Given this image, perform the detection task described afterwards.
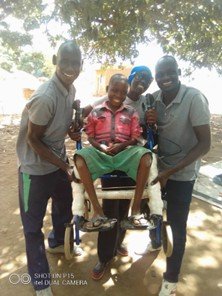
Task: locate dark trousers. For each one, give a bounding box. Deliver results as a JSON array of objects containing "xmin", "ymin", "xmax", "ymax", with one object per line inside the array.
[
  {"xmin": 98, "ymin": 199, "xmax": 131, "ymax": 263},
  {"xmin": 163, "ymin": 179, "xmax": 194, "ymax": 283},
  {"xmin": 18, "ymin": 169, "xmax": 72, "ymax": 290}
]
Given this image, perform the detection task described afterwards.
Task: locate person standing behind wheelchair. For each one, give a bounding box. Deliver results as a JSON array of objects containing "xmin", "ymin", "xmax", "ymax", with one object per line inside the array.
[{"xmin": 145, "ymin": 55, "xmax": 211, "ymax": 296}]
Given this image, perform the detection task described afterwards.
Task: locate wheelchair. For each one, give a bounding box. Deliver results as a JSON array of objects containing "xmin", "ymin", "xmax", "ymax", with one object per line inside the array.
[
  {"xmin": 64, "ymin": 162, "xmax": 173, "ymax": 260},
  {"xmin": 64, "ymin": 104, "xmax": 173, "ymax": 260}
]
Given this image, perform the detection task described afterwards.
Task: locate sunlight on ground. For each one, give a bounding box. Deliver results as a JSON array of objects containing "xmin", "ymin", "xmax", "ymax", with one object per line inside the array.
[
  {"xmin": 117, "ymin": 262, "xmax": 131, "ymax": 273},
  {"xmin": 15, "ymin": 254, "xmax": 27, "ymax": 265},
  {"xmin": 151, "ymin": 255, "xmax": 166, "ymax": 271},
  {"xmin": 195, "ymin": 256, "xmax": 219, "ymax": 268},
  {"xmin": 188, "ymin": 210, "xmax": 209, "ymax": 227},
  {"xmin": 188, "ymin": 207, "xmax": 222, "ymax": 229},
  {"xmin": 104, "ymin": 278, "xmax": 115, "ymax": 290},
  {"xmin": 0, "ymin": 252, "xmax": 26, "ymax": 279},
  {"xmin": 13, "ymin": 208, "xmax": 20, "ymax": 215},
  {"xmin": 180, "ymin": 275, "xmax": 199, "ymax": 294},
  {"xmin": 2, "ymin": 247, "xmax": 10, "ymax": 255}
]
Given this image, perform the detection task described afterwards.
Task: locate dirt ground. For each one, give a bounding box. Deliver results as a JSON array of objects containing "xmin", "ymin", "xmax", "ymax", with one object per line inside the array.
[{"xmin": 0, "ymin": 114, "xmax": 222, "ymax": 296}]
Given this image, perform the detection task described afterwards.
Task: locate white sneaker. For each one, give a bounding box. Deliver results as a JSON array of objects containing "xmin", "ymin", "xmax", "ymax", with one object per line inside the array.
[
  {"xmin": 134, "ymin": 242, "xmax": 161, "ymax": 255},
  {"xmin": 46, "ymin": 244, "xmax": 83, "ymax": 256},
  {"xmin": 159, "ymin": 279, "xmax": 177, "ymax": 296},
  {"xmin": 36, "ymin": 286, "xmax": 53, "ymax": 296}
]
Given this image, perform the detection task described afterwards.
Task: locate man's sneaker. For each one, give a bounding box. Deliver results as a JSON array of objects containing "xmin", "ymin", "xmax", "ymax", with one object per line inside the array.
[
  {"xmin": 159, "ymin": 279, "xmax": 177, "ymax": 296},
  {"xmin": 47, "ymin": 244, "xmax": 83, "ymax": 256},
  {"xmin": 91, "ymin": 261, "xmax": 107, "ymax": 280},
  {"xmin": 36, "ymin": 286, "xmax": 53, "ymax": 296},
  {"xmin": 117, "ymin": 245, "xmax": 128, "ymax": 256},
  {"xmin": 134, "ymin": 242, "xmax": 161, "ymax": 255}
]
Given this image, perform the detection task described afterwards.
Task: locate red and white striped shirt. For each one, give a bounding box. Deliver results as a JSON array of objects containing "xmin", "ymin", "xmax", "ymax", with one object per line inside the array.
[{"xmin": 85, "ymin": 101, "xmax": 142, "ymax": 145}]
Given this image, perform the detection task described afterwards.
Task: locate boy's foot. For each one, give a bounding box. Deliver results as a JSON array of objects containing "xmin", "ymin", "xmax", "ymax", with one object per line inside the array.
[
  {"xmin": 121, "ymin": 214, "xmax": 153, "ymax": 230},
  {"xmin": 91, "ymin": 261, "xmax": 108, "ymax": 280},
  {"xmin": 134, "ymin": 242, "xmax": 161, "ymax": 255},
  {"xmin": 81, "ymin": 216, "xmax": 117, "ymax": 232},
  {"xmin": 159, "ymin": 279, "xmax": 177, "ymax": 296},
  {"xmin": 36, "ymin": 286, "xmax": 53, "ymax": 296},
  {"xmin": 47, "ymin": 244, "xmax": 83, "ymax": 256}
]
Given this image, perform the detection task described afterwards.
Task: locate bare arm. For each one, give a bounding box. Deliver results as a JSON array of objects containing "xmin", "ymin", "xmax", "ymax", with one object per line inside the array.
[
  {"xmin": 27, "ymin": 121, "xmax": 73, "ymax": 181},
  {"xmin": 152, "ymin": 124, "xmax": 211, "ymax": 186}
]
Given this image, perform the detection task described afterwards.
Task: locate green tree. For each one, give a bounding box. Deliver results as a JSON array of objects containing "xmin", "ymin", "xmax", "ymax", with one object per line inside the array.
[
  {"xmin": 1, "ymin": 0, "xmax": 222, "ymax": 72},
  {"xmin": 18, "ymin": 52, "xmax": 53, "ymax": 77}
]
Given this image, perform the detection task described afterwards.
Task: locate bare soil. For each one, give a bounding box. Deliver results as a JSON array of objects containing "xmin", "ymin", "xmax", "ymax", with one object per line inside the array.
[{"xmin": 0, "ymin": 114, "xmax": 221, "ymax": 296}]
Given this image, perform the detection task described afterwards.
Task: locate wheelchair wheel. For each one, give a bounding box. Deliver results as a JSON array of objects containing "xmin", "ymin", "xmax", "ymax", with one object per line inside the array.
[
  {"xmin": 64, "ymin": 223, "xmax": 74, "ymax": 260},
  {"xmin": 161, "ymin": 221, "xmax": 173, "ymax": 257}
]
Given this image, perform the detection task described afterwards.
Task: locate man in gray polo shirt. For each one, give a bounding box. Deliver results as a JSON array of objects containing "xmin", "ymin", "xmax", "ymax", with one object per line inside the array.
[
  {"xmin": 145, "ymin": 55, "xmax": 211, "ymax": 296},
  {"xmin": 16, "ymin": 40, "xmax": 82, "ymax": 296}
]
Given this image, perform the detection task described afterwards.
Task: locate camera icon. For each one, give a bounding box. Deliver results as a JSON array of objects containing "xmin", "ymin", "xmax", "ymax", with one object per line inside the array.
[{"xmin": 9, "ymin": 273, "xmax": 31, "ymax": 285}]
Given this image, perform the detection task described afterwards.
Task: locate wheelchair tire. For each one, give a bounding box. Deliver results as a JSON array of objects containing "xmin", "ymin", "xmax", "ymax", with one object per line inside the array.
[
  {"xmin": 161, "ymin": 221, "xmax": 173, "ymax": 257},
  {"xmin": 64, "ymin": 223, "xmax": 74, "ymax": 260}
]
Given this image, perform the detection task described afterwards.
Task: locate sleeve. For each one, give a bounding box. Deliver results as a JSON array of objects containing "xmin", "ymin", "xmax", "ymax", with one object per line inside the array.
[
  {"xmin": 189, "ymin": 92, "xmax": 211, "ymax": 126},
  {"xmin": 130, "ymin": 110, "xmax": 143, "ymax": 139},
  {"xmin": 26, "ymin": 95, "xmax": 55, "ymax": 126},
  {"xmin": 84, "ymin": 112, "xmax": 95, "ymax": 137},
  {"xmin": 90, "ymin": 96, "xmax": 107, "ymax": 108}
]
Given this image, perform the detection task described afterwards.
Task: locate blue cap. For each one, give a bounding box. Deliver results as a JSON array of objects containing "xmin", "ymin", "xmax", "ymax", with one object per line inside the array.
[{"xmin": 128, "ymin": 66, "xmax": 153, "ymax": 85}]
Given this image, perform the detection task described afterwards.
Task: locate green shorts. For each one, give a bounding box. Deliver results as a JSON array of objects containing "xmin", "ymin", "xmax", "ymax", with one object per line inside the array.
[{"xmin": 75, "ymin": 146, "xmax": 151, "ymax": 181}]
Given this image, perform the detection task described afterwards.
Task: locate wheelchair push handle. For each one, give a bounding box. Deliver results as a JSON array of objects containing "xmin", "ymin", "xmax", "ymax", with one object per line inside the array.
[
  {"xmin": 72, "ymin": 100, "xmax": 83, "ymax": 150},
  {"xmin": 142, "ymin": 94, "xmax": 157, "ymax": 151}
]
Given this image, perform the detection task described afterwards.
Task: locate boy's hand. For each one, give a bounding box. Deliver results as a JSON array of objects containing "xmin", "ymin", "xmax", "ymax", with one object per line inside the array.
[
  {"xmin": 145, "ymin": 109, "xmax": 157, "ymax": 125},
  {"xmin": 105, "ymin": 143, "xmax": 124, "ymax": 155}
]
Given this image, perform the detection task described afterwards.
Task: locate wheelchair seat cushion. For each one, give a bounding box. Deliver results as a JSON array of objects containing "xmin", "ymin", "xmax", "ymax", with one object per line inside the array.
[{"xmin": 100, "ymin": 170, "xmax": 136, "ymax": 189}]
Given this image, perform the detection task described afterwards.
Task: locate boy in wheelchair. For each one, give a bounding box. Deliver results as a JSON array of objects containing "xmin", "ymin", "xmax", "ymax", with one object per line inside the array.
[{"xmin": 72, "ymin": 73, "xmax": 162, "ymax": 232}]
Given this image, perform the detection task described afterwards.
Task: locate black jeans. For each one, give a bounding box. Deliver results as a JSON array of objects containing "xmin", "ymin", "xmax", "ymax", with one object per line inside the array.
[
  {"xmin": 163, "ymin": 179, "xmax": 195, "ymax": 283},
  {"xmin": 19, "ymin": 169, "xmax": 72, "ymax": 290},
  {"xmin": 97, "ymin": 199, "xmax": 131, "ymax": 263}
]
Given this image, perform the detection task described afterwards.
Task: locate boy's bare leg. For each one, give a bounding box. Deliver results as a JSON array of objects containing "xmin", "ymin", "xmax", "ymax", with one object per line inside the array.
[
  {"xmin": 131, "ymin": 153, "xmax": 152, "ymax": 215},
  {"xmin": 75, "ymin": 155, "xmax": 104, "ymax": 217}
]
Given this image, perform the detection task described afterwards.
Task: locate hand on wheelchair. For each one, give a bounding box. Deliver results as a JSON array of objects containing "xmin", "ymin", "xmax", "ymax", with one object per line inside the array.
[
  {"xmin": 65, "ymin": 165, "xmax": 76, "ymax": 182},
  {"xmin": 68, "ymin": 122, "xmax": 82, "ymax": 141},
  {"xmin": 151, "ymin": 168, "xmax": 173, "ymax": 188},
  {"xmin": 145, "ymin": 108, "xmax": 157, "ymax": 125}
]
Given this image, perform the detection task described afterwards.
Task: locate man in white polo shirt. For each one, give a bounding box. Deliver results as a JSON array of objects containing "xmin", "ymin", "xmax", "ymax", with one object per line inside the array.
[{"xmin": 145, "ymin": 55, "xmax": 211, "ymax": 296}]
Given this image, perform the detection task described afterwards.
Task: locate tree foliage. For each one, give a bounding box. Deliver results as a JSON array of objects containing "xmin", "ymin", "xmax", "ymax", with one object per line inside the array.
[
  {"xmin": 18, "ymin": 52, "xmax": 54, "ymax": 77},
  {"xmin": 1, "ymin": 0, "xmax": 222, "ymax": 73}
]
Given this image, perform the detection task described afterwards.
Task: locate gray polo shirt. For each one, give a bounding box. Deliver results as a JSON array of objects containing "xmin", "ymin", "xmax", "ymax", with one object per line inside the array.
[
  {"xmin": 16, "ymin": 74, "xmax": 76, "ymax": 175},
  {"xmin": 124, "ymin": 95, "xmax": 151, "ymax": 126},
  {"xmin": 153, "ymin": 84, "xmax": 210, "ymax": 181}
]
